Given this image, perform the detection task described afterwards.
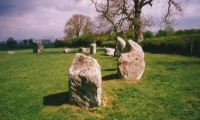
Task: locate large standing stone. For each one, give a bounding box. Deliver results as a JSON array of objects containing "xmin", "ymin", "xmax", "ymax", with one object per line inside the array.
[
  {"xmin": 114, "ymin": 36, "xmax": 126, "ymax": 57},
  {"xmin": 33, "ymin": 43, "xmax": 44, "ymax": 53},
  {"xmin": 117, "ymin": 40, "xmax": 145, "ymax": 80},
  {"xmin": 69, "ymin": 53, "xmax": 102, "ymax": 108},
  {"xmin": 104, "ymin": 47, "xmax": 115, "ymax": 56},
  {"xmin": 90, "ymin": 43, "xmax": 96, "ymax": 54}
]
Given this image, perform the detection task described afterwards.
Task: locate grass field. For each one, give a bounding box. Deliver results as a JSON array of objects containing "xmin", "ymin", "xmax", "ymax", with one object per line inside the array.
[{"xmin": 0, "ymin": 48, "xmax": 200, "ymax": 120}]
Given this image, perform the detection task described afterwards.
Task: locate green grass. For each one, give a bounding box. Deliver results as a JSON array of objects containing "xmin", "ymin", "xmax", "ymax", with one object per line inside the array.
[{"xmin": 0, "ymin": 48, "xmax": 199, "ymax": 120}]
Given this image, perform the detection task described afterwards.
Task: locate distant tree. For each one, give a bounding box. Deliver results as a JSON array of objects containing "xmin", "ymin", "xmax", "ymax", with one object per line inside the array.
[
  {"xmin": 175, "ymin": 29, "xmax": 200, "ymax": 35},
  {"xmin": 54, "ymin": 39, "xmax": 64, "ymax": 47},
  {"xmin": 164, "ymin": 26, "xmax": 175, "ymax": 36},
  {"xmin": 0, "ymin": 41, "xmax": 6, "ymax": 46},
  {"xmin": 71, "ymin": 34, "xmax": 94, "ymax": 47},
  {"xmin": 23, "ymin": 39, "xmax": 28, "ymax": 45},
  {"xmin": 6, "ymin": 37, "xmax": 17, "ymax": 48},
  {"xmin": 155, "ymin": 26, "xmax": 174, "ymax": 37},
  {"xmin": 155, "ymin": 29, "xmax": 168, "ymax": 37},
  {"xmin": 28, "ymin": 38, "xmax": 34, "ymax": 45},
  {"xmin": 175, "ymin": 29, "xmax": 184, "ymax": 35},
  {"xmin": 64, "ymin": 14, "xmax": 93, "ymax": 39},
  {"xmin": 143, "ymin": 30, "xmax": 154, "ymax": 39}
]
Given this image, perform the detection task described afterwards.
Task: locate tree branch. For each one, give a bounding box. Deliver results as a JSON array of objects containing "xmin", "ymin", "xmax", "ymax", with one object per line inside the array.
[{"xmin": 141, "ymin": 0, "xmax": 153, "ymax": 8}]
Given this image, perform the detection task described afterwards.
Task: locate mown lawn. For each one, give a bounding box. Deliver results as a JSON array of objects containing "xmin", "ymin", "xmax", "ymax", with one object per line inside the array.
[{"xmin": 0, "ymin": 48, "xmax": 199, "ymax": 120}]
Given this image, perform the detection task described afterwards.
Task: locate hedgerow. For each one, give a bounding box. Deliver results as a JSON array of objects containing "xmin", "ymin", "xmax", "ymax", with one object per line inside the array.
[{"xmin": 140, "ymin": 34, "xmax": 200, "ymax": 57}]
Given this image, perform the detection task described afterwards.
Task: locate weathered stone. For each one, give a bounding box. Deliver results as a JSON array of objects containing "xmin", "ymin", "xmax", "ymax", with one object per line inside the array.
[
  {"xmin": 117, "ymin": 40, "xmax": 145, "ymax": 80},
  {"xmin": 122, "ymin": 40, "xmax": 144, "ymax": 58},
  {"xmin": 104, "ymin": 47, "xmax": 115, "ymax": 56},
  {"xmin": 33, "ymin": 43, "xmax": 44, "ymax": 53},
  {"xmin": 79, "ymin": 47, "xmax": 88, "ymax": 53},
  {"xmin": 90, "ymin": 43, "xmax": 96, "ymax": 54},
  {"xmin": 64, "ymin": 48, "xmax": 73, "ymax": 53},
  {"xmin": 69, "ymin": 53, "xmax": 102, "ymax": 108},
  {"xmin": 114, "ymin": 36, "xmax": 126, "ymax": 57},
  {"xmin": 8, "ymin": 51, "xmax": 16, "ymax": 54}
]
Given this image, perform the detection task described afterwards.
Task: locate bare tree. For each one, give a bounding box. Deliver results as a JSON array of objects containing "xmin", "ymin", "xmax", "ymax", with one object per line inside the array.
[
  {"xmin": 64, "ymin": 14, "xmax": 93, "ymax": 39},
  {"xmin": 92, "ymin": 17, "xmax": 111, "ymax": 34},
  {"xmin": 75, "ymin": 0, "xmax": 188, "ymax": 42},
  {"xmin": 164, "ymin": 0, "xmax": 188, "ymax": 25}
]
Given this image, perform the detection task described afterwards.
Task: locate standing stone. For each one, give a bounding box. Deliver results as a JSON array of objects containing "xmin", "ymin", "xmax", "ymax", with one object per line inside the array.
[
  {"xmin": 90, "ymin": 43, "xmax": 96, "ymax": 54},
  {"xmin": 79, "ymin": 47, "xmax": 88, "ymax": 53},
  {"xmin": 104, "ymin": 47, "xmax": 115, "ymax": 56},
  {"xmin": 8, "ymin": 51, "xmax": 16, "ymax": 54},
  {"xmin": 64, "ymin": 48, "xmax": 73, "ymax": 53},
  {"xmin": 114, "ymin": 36, "xmax": 126, "ymax": 57},
  {"xmin": 33, "ymin": 43, "xmax": 44, "ymax": 53},
  {"xmin": 117, "ymin": 40, "xmax": 145, "ymax": 80},
  {"xmin": 69, "ymin": 53, "xmax": 102, "ymax": 108}
]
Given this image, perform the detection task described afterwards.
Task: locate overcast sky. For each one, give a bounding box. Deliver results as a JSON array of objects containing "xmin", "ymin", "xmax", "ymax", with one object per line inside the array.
[{"xmin": 0, "ymin": 0, "xmax": 199, "ymax": 41}]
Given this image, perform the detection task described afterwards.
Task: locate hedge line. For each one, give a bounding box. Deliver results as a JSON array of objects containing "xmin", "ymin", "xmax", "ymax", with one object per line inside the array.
[
  {"xmin": 101, "ymin": 41, "xmax": 116, "ymax": 48},
  {"xmin": 140, "ymin": 34, "xmax": 200, "ymax": 57}
]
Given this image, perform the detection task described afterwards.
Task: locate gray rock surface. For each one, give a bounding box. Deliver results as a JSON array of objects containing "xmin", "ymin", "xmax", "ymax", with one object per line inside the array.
[
  {"xmin": 90, "ymin": 43, "xmax": 96, "ymax": 54},
  {"xmin": 114, "ymin": 36, "xmax": 126, "ymax": 57},
  {"xmin": 117, "ymin": 40, "xmax": 145, "ymax": 80},
  {"xmin": 8, "ymin": 51, "xmax": 16, "ymax": 54},
  {"xmin": 64, "ymin": 48, "xmax": 73, "ymax": 53},
  {"xmin": 69, "ymin": 53, "xmax": 102, "ymax": 108},
  {"xmin": 33, "ymin": 43, "xmax": 44, "ymax": 53},
  {"xmin": 79, "ymin": 47, "xmax": 88, "ymax": 53},
  {"xmin": 104, "ymin": 47, "xmax": 115, "ymax": 56}
]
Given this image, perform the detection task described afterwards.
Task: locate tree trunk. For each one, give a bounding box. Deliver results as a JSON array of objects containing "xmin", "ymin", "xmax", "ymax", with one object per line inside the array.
[
  {"xmin": 75, "ymin": 31, "xmax": 80, "ymax": 37},
  {"xmin": 134, "ymin": 1, "xmax": 144, "ymax": 42},
  {"xmin": 134, "ymin": 21, "xmax": 144, "ymax": 42}
]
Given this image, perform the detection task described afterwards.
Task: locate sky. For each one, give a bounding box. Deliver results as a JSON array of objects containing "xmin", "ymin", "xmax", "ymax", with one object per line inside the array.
[{"xmin": 0, "ymin": 0, "xmax": 199, "ymax": 41}]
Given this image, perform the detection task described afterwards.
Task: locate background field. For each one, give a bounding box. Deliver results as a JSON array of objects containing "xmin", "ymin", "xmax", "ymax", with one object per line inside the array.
[{"xmin": 0, "ymin": 48, "xmax": 199, "ymax": 119}]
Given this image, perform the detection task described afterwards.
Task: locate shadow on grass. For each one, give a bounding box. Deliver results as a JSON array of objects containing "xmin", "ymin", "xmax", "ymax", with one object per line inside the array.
[
  {"xmin": 103, "ymin": 68, "xmax": 116, "ymax": 71},
  {"xmin": 100, "ymin": 55, "xmax": 118, "ymax": 58},
  {"xmin": 43, "ymin": 91, "xmax": 70, "ymax": 106},
  {"xmin": 102, "ymin": 73, "xmax": 120, "ymax": 81},
  {"xmin": 41, "ymin": 51, "xmax": 76, "ymax": 55}
]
